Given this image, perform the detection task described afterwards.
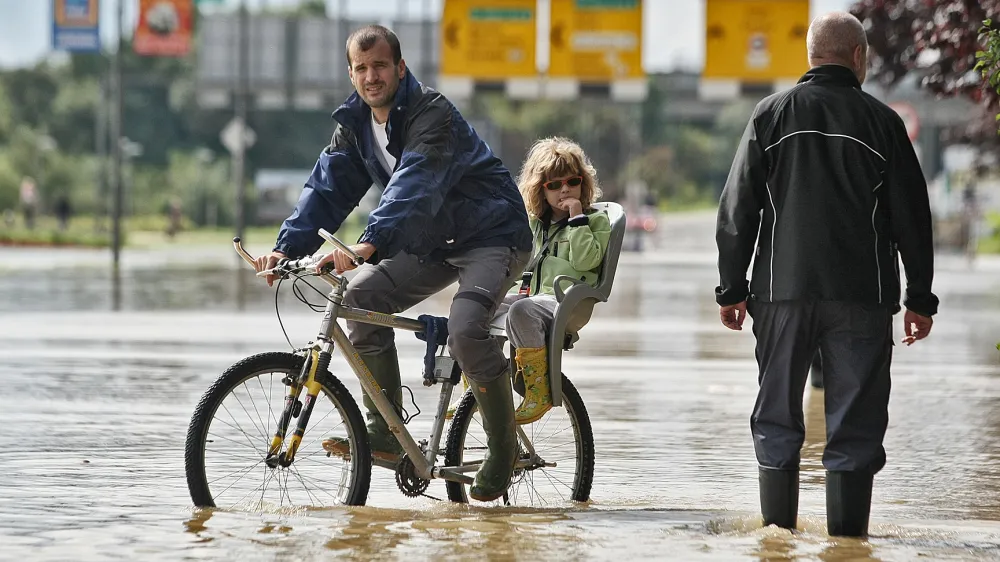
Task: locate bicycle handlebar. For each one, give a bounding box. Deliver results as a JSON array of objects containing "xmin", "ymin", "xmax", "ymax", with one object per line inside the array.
[
  {"xmin": 232, "ymin": 230, "xmax": 360, "ymax": 280},
  {"xmin": 318, "ymin": 228, "xmax": 365, "ymax": 267}
]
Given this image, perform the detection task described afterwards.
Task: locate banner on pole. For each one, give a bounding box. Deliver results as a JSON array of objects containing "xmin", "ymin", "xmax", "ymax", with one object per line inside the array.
[
  {"xmin": 134, "ymin": 0, "xmax": 194, "ymax": 56},
  {"xmin": 52, "ymin": 0, "xmax": 101, "ymax": 53}
]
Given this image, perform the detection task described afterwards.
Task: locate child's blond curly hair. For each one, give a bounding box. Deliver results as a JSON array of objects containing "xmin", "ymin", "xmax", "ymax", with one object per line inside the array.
[{"xmin": 516, "ymin": 137, "xmax": 602, "ymax": 219}]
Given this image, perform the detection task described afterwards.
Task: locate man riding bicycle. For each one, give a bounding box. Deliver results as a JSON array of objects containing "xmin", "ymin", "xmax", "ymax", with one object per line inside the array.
[{"xmin": 253, "ymin": 25, "xmax": 531, "ymax": 502}]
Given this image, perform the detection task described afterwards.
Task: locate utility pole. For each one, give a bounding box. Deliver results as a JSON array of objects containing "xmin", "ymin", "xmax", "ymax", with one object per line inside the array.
[
  {"xmin": 94, "ymin": 74, "xmax": 107, "ymax": 234},
  {"xmin": 233, "ymin": 0, "xmax": 250, "ymax": 311},
  {"xmin": 233, "ymin": 0, "xmax": 249, "ymax": 243},
  {"xmin": 110, "ymin": 0, "xmax": 125, "ymax": 310}
]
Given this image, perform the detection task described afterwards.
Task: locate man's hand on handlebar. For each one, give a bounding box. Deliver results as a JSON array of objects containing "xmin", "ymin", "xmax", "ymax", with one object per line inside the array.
[
  {"xmin": 316, "ymin": 242, "xmax": 376, "ymax": 275},
  {"xmin": 254, "ymin": 251, "xmax": 286, "ymax": 287}
]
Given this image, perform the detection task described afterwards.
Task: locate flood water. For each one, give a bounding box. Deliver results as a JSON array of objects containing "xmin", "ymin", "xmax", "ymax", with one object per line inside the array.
[{"xmin": 2, "ymin": 212, "xmax": 1000, "ymax": 560}]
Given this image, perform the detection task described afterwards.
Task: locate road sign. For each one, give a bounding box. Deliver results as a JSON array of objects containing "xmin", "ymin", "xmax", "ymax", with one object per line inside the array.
[
  {"xmin": 548, "ymin": 0, "xmax": 643, "ymax": 80},
  {"xmin": 888, "ymin": 102, "xmax": 921, "ymax": 142},
  {"xmin": 440, "ymin": 0, "xmax": 537, "ymax": 80},
  {"xmin": 52, "ymin": 0, "xmax": 101, "ymax": 53},
  {"xmin": 703, "ymin": 0, "xmax": 810, "ymax": 81},
  {"xmin": 221, "ymin": 118, "xmax": 257, "ymax": 155}
]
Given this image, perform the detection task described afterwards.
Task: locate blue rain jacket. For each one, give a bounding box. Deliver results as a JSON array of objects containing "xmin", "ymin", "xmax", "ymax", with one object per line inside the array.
[{"xmin": 273, "ymin": 69, "xmax": 531, "ymax": 261}]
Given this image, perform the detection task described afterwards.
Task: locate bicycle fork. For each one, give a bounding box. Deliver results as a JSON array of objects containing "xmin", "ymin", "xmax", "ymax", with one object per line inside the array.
[{"xmin": 266, "ymin": 348, "xmax": 326, "ymax": 468}]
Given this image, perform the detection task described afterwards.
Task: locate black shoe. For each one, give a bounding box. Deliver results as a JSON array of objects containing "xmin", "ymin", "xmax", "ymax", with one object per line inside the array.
[
  {"xmin": 759, "ymin": 466, "xmax": 799, "ymax": 530},
  {"xmin": 826, "ymin": 471, "xmax": 873, "ymax": 537}
]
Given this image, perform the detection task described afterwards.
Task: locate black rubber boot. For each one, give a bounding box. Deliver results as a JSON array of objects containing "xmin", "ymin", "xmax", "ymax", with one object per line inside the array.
[
  {"xmin": 323, "ymin": 348, "xmax": 403, "ymax": 462},
  {"xmin": 759, "ymin": 467, "xmax": 799, "ymax": 530},
  {"xmin": 826, "ymin": 471, "xmax": 873, "ymax": 537},
  {"xmin": 469, "ymin": 370, "xmax": 517, "ymax": 501}
]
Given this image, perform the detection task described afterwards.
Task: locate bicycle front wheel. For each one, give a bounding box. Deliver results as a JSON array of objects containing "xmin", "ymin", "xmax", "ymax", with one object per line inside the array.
[
  {"xmin": 185, "ymin": 352, "xmax": 371, "ymax": 510},
  {"xmin": 444, "ymin": 373, "xmax": 595, "ymax": 506}
]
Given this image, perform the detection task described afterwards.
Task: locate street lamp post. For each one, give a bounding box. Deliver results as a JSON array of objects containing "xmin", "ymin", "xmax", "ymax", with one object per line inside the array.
[{"xmin": 110, "ymin": 0, "xmax": 125, "ymax": 272}]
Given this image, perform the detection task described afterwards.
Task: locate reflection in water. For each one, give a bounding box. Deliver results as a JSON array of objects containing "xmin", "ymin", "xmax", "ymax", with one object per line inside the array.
[
  {"xmin": 3, "ymin": 237, "xmax": 1000, "ymax": 559},
  {"xmin": 184, "ymin": 508, "xmax": 214, "ymax": 542},
  {"xmin": 111, "ymin": 262, "xmax": 121, "ymax": 311},
  {"xmin": 752, "ymin": 534, "xmax": 797, "ymax": 561},
  {"xmin": 235, "ymin": 265, "xmax": 248, "ymax": 311},
  {"xmin": 817, "ymin": 538, "xmax": 878, "ymax": 562}
]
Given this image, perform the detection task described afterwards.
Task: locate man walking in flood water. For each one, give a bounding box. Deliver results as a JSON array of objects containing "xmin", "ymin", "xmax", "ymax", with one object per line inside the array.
[{"xmin": 714, "ymin": 12, "xmax": 938, "ymax": 537}]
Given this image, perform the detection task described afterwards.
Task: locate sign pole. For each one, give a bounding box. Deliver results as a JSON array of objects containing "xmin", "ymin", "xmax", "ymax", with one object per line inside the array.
[
  {"xmin": 234, "ymin": 0, "xmax": 249, "ymax": 244},
  {"xmin": 110, "ymin": 0, "xmax": 124, "ymax": 272}
]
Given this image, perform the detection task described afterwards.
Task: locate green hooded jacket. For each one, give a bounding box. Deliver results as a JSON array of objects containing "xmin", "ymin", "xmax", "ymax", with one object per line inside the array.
[{"xmin": 512, "ymin": 208, "xmax": 612, "ymax": 296}]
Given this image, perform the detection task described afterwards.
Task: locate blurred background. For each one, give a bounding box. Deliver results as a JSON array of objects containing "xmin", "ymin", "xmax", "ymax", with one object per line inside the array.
[
  {"xmin": 0, "ymin": 0, "xmax": 997, "ymax": 262},
  {"xmin": 4, "ymin": 2, "xmax": 1000, "ymax": 560}
]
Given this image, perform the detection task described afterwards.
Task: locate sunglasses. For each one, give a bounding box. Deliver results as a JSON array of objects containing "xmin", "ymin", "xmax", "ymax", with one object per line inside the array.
[{"xmin": 543, "ymin": 176, "xmax": 583, "ymax": 191}]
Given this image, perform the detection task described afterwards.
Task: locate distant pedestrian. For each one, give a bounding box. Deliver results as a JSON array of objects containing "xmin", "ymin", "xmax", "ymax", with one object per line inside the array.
[
  {"xmin": 715, "ymin": 11, "xmax": 938, "ymax": 537},
  {"xmin": 166, "ymin": 198, "xmax": 183, "ymax": 239},
  {"xmin": 54, "ymin": 194, "xmax": 72, "ymax": 231},
  {"xmin": 19, "ymin": 177, "xmax": 38, "ymax": 230}
]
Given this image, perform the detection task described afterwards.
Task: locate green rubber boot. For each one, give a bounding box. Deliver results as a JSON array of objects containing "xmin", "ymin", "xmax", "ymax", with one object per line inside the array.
[
  {"xmin": 469, "ymin": 370, "xmax": 517, "ymax": 502},
  {"xmin": 322, "ymin": 348, "xmax": 404, "ymax": 463}
]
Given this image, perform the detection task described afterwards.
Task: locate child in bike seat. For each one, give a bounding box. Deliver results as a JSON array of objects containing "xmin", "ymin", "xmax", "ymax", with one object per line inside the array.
[{"xmin": 501, "ymin": 137, "xmax": 612, "ymax": 424}]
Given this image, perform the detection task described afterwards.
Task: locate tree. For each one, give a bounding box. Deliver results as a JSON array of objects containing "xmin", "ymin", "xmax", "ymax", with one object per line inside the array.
[
  {"xmin": 850, "ymin": 1, "xmax": 1000, "ymax": 143},
  {"xmin": 976, "ymin": 20, "xmax": 1000, "ymax": 121}
]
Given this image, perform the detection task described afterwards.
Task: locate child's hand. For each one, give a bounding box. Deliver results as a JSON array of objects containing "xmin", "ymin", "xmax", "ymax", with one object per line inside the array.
[{"xmin": 558, "ymin": 198, "xmax": 583, "ymax": 217}]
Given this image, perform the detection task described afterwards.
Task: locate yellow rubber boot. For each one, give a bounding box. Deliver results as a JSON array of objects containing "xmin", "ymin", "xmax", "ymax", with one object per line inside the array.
[
  {"xmin": 445, "ymin": 374, "xmax": 469, "ymax": 420},
  {"xmin": 514, "ymin": 346, "xmax": 551, "ymax": 424}
]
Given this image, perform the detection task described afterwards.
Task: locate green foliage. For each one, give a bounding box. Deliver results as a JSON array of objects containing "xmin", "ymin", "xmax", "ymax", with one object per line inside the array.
[
  {"xmin": 0, "ymin": 82, "xmax": 12, "ymax": 144},
  {"xmin": 2, "ymin": 66, "xmax": 59, "ymax": 129},
  {"xmin": 0, "ymin": 215, "xmax": 113, "ymax": 248},
  {"xmin": 473, "ymin": 94, "xmax": 629, "ymax": 199},
  {"xmin": 975, "ymin": 19, "xmax": 1000, "ymax": 128}
]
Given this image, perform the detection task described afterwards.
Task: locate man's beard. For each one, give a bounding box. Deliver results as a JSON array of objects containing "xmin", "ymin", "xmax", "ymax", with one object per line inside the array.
[{"xmin": 363, "ymin": 80, "xmax": 396, "ymax": 108}]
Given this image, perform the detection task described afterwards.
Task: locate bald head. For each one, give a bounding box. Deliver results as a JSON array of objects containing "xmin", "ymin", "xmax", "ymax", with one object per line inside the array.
[{"xmin": 807, "ymin": 11, "xmax": 868, "ymax": 82}]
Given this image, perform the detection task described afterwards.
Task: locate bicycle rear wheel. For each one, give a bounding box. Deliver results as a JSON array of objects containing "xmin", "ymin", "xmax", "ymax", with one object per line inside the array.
[
  {"xmin": 444, "ymin": 374, "xmax": 594, "ymax": 505},
  {"xmin": 185, "ymin": 352, "xmax": 371, "ymax": 509}
]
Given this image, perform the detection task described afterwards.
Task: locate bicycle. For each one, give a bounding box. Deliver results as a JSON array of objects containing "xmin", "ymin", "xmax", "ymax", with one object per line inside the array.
[{"xmin": 183, "ymin": 228, "xmax": 596, "ymax": 510}]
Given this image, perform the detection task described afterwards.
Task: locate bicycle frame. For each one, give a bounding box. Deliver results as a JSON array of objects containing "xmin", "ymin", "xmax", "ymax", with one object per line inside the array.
[{"xmin": 234, "ymin": 239, "xmax": 541, "ymax": 486}]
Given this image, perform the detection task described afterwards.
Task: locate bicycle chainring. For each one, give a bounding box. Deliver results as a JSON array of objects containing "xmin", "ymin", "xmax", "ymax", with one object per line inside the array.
[{"xmin": 395, "ymin": 454, "xmax": 430, "ymax": 497}]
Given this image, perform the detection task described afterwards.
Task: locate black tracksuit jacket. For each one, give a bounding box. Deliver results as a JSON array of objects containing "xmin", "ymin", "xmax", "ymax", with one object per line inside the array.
[{"xmin": 715, "ymin": 64, "xmax": 939, "ymax": 317}]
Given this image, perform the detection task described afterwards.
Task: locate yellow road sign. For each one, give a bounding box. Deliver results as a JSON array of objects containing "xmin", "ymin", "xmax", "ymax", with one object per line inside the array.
[
  {"xmin": 703, "ymin": 0, "xmax": 810, "ymax": 81},
  {"xmin": 440, "ymin": 0, "xmax": 537, "ymax": 80},
  {"xmin": 549, "ymin": 0, "xmax": 643, "ymax": 80}
]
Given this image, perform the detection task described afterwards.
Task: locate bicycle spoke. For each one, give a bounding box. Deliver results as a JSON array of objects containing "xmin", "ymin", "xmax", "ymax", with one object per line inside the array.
[
  {"xmin": 218, "ymin": 404, "xmax": 267, "ymax": 456},
  {"xmin": 207, "ymin": 430, "xmax": 265, "ymax": 456},
  {"xmin": 292, "ymin": 471, "xmax": 344, "ymax": 502},
  {"xmin": 205, "ymin": 447, "xmax": 261, "ymax": 462},
  {"xmin": 297, "ymin": 407, "xmax": 345, "ymax": 453},
  {"xmin": 225, "ymin": 467, "xmax": 276, "ymax": 510},
  {"xmin": 530, "ymin": 425, "xmax": 574, "ymax": 447},
  {"xmin": 232, "ymin": 390, "xmax": 267, "ymax": 442},
  {"xmin": 286, "ymin": 469, "xmax": 349, "ymax": 489},
  {"xmin": 211, "ymin": 458, "xmax": 265, "ymax": 501},
  {"xmin": 534, "ymin": 440, "xmax": 578, "ymax": 451},
  {"xmin": 243, "ymin": 381, "xmax": 270, "ymax": 444},
  {"xmin": 281, "ymin": 469, "xmax": 292, "ymax": 508},
  {"xmin": 538, "ymin": 469, "xmax": 568, "ymax": 502},
  {"xmin": 295, "ymin": 455, "xmax": 347, "ymax": 468},
  {"xmin": 259, "ymin": 466, "xmax": 283, "ymax": 509},
  {"xmin": 257, "ymin": 374, "xmax": 278, "ymax": 438},
  {"xmin": 289, "ymin": 466, "xmax": 325, "ymax": 507},
  {"xmin": 208, "ymin": 459, "xmax": 266, "ymax": 485}
]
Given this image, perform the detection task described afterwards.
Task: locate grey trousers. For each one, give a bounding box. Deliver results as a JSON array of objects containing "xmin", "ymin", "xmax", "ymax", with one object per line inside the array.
[
  {"xmin": 345, "ymin": 246, "xmax": 529, "ymax": 383},
  {"xmin": 747, "ymin": 300, "xmax": 893, "ymax": 473},
  {"xmin": 497, "ymin": 294, "xmax": 559, "ymax": 349}
]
